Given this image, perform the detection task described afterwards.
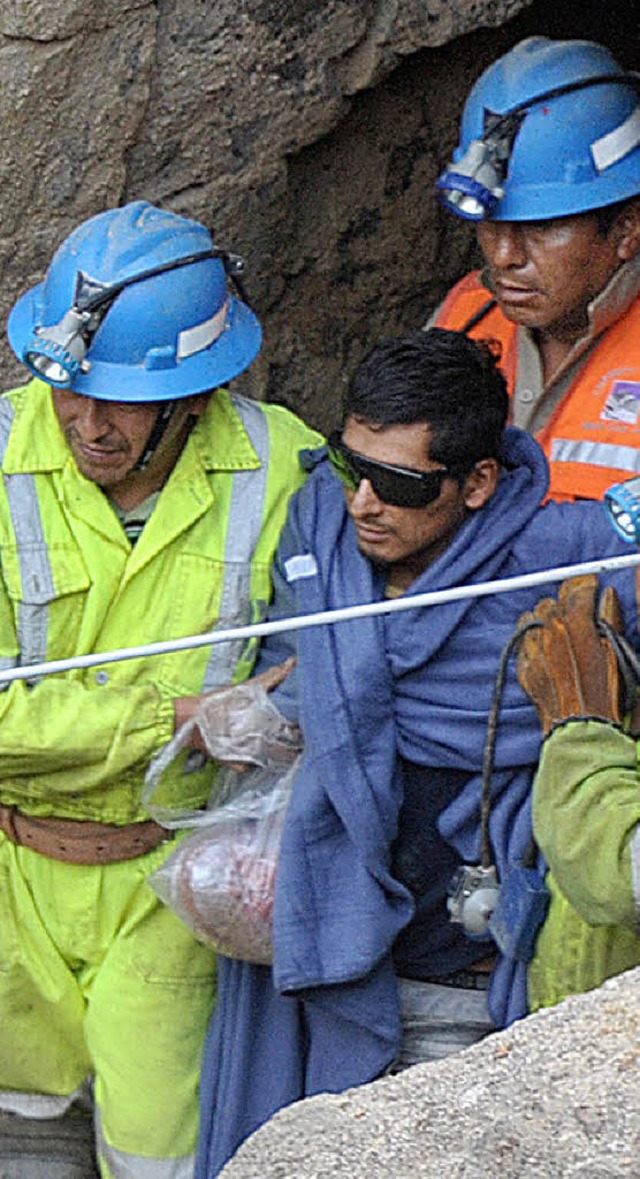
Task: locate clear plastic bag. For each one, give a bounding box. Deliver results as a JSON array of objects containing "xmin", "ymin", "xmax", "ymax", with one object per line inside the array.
[
  {"xmin": 144, "ymin": 665, "xmax": 301, "ymax": 828},
  {"xmin": 148, "ymin": 758, "xmax": 299, "ymax": 964},
  {"xmin": 144, "ymin": 670, "xmax": 302, "ymax": 964}
]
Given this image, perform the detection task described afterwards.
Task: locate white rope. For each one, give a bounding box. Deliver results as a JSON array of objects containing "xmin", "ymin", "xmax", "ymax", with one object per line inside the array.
[{"xmin": 2, "ymin": 550, "xmax": 640, "ymax": 685}]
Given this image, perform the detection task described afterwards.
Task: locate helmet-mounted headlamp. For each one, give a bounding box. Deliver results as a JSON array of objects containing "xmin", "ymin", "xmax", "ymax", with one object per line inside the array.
[
  {"xmin": 22, "ymin": 248, "xmax": 248, "ymax": 390},
  {"xmin": 437, "ymin": 110, "xmax": 525, "ymax": 221},
  {"xmin": 438, "ymin": 72, "xmax": 640, "ymax": 221}
]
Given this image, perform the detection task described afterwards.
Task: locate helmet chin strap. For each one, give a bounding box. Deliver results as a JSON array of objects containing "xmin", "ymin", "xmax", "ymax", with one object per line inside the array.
[{"xmin": 132, "ymin": 400, "xmax": 177, "ymax": 473}]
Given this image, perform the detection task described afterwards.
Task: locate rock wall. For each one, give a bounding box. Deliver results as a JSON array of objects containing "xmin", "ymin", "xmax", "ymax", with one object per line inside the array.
[
  {"xmin": 220, "ymin": 967, "xmax": 640, "ymax": 1178},
  {"xmin": 0, "ymin": 0, "xmax": 637, "ymax": 428}
]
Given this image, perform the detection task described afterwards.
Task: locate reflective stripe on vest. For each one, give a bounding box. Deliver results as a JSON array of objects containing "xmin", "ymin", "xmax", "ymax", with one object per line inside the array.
[
  {"xmin": 96, "ymin": 1108, "xmax": 194, "ymax": 1179},
  {"xmin": 0, "ymin": 398, "xmax": 51, "ymax": 682},
  {"xmin": 550, "ymin": 438, "xmax": 640, "ymax": 475},
  {"xmin": 437, "ymin": 273, "xmax": 640, "ymax": 502},
  {"xmin": 538, "ymin": 295, "xmax": 640, "ymax": 500},
  {"xmin": 201, "ymin": 394, "xmax": 270, "ymax": 691},
  {"xmin": 631, "ymin": 826, "xmax": 640, "ymax": 930},
  {"xmin": 0, "ymin": 393, "xmax": 271, "ymax": 692}
]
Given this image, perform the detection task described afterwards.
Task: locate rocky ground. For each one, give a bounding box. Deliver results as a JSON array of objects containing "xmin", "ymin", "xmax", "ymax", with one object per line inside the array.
[{"xmin": 221, "ymin": 968, "xmax": 640, "ymax": 1178}]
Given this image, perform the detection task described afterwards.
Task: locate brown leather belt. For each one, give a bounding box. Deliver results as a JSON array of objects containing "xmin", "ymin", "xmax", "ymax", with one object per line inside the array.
[{"xmin": 0, "ymin": 804, "xmax": 172, "ymax": 866}]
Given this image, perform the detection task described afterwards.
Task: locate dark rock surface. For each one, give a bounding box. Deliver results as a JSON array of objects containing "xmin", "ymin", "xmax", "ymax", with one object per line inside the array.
[{"xmin": 0, "ymin": 0, "xmax": 637, "ymax": 427}]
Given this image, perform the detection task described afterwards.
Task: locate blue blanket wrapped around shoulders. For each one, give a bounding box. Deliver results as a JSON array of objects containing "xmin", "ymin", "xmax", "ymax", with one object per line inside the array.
[{"xmin": 196, "ymin": 427, "xmax": 638, "ymax": 1178}]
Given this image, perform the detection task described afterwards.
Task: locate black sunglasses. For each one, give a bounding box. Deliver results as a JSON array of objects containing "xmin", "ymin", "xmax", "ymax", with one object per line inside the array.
[{"xmin": 327, "ymin": 432, "xmax": 451, "ymax": 508}]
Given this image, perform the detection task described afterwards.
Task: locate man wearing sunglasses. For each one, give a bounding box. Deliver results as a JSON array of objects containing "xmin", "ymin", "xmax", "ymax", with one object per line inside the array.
[
  {"xmin": 325, "ymin": 430, "xmax": 492, "ymax": 597},
  {"xmin": 196, "ymin": 326, "xmax": 640, "ymax": 1179}
]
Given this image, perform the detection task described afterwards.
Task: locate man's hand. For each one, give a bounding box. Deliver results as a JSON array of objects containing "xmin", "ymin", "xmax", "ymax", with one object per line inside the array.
[
  {"xmin": 173, "ymin": 658, "xmax": 300, "ymax": 762},
  {"xmin": 174, "ymin": 659, "xmax": 295, "ymax": 741},
  {"xmin": 516, "ymin": 574, "xmax": 624, "ymax": 735}
]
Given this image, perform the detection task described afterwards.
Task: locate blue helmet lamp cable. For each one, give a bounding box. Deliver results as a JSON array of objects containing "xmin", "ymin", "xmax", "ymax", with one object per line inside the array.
[
  {"xmin": 20, "ymin": 248, "xmax": 247, "ymax": 391},
  {"xmin": 446, "ymin": 620, "xmax": 551, "ymax": 961},
  {"xmin": 604, "ymin": 476, "xmax": 640, "ymax": 544}
]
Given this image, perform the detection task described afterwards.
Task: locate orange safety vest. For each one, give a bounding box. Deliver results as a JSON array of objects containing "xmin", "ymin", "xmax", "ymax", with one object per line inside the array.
[{"xmin": 436, "ymin": 270, "xmax": 640, "ymax": 502}]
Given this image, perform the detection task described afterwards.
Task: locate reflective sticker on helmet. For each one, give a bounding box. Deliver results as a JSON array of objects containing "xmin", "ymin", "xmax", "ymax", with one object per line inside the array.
[
  {"xmin": 591, "ymin": 105, "xmax": 640, "ymax": 172},
  {"xmin": 177, "ymin": 297, "xmax": 229, "ymax": 359}
]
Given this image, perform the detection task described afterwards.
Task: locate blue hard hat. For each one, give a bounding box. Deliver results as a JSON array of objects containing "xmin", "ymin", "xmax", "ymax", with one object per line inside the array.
[
  {"xmin": 8, "ymin": 201, "xmax": 263, "ymax": 400},
  {"xmin": 438, "ymin": 37, "xmax": 640, "ymax": 221}
]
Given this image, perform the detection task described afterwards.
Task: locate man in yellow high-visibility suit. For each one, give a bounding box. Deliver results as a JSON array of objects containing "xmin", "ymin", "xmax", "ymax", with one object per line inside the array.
[{"xmin": 0, "ymin": 200, "xmax": 322, "ymax": 1178}]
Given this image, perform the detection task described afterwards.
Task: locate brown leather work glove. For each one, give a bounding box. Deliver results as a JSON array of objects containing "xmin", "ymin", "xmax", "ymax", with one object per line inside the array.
[{"xmin": 516, "ymin": 574, "xmax": 624, "ymax": 735}]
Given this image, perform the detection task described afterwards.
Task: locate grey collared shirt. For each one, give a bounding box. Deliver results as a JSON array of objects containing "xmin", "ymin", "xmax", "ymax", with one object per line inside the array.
[{"xmin": 510, "ymin": 254, "xmax": 640, "ymax": 433}]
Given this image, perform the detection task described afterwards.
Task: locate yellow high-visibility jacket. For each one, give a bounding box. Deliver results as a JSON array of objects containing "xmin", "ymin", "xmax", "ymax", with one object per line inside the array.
[{"xmin": 0, "ymin": 379, "xmax": 322, "ymax": 824}]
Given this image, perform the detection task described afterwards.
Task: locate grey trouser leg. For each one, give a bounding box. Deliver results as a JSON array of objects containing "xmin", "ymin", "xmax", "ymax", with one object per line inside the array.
[
  {"xmin": 393, "ymin": 977, "xmax": 494, "ymax": 1070},
  {"xmin": 0, "ymin": 1108, "xmax": 100, "ymax": 1178}
]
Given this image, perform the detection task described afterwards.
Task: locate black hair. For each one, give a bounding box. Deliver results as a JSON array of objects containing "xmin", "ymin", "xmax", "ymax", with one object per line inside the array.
[
  {"xmin": 345, "ymin": 327, "xmax": 509, "ymax": 478},
  {"xmin": 592, "ymin": 197, "xmax": 637, "ymax": 235}
]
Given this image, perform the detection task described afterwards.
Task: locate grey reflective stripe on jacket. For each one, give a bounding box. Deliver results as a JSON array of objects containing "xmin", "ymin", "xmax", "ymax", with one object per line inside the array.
[
  {"xmin": 0, "ymin": 393, "xmax": 271, "ymax": 693},
  {"xmin": 0, "ymin": 397, "xmax": 48, "ymax": 683},
  {"xmin": 550, "ymin": 437, "xmax": 640, "ymax": 475},
  {"xmin": 201, "ymin": 395, "xmax": 271, "ymax": 691},
  {"xmin": 631, "ymin": 825, "xmax": 640, "ymax": 931},
  {"xmin": 96, "ymin": 1109, "xmax": 194, "ymax": 1179}
]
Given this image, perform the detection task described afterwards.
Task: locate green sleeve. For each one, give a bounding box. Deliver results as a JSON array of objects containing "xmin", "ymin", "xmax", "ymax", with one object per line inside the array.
[
  {"xmin": 0, "ymin": 675, "xmax": 175, "ymax": 795},
  {"xmin": 533, "ymin": 719, "xmax": 640, "ymax": 930}
]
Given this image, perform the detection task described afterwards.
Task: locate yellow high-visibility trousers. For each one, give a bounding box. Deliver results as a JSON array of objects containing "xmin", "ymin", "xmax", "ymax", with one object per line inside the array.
[{"xmin": 0, "ymin": 833, "xmax": 217, "ymax": 1176}]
